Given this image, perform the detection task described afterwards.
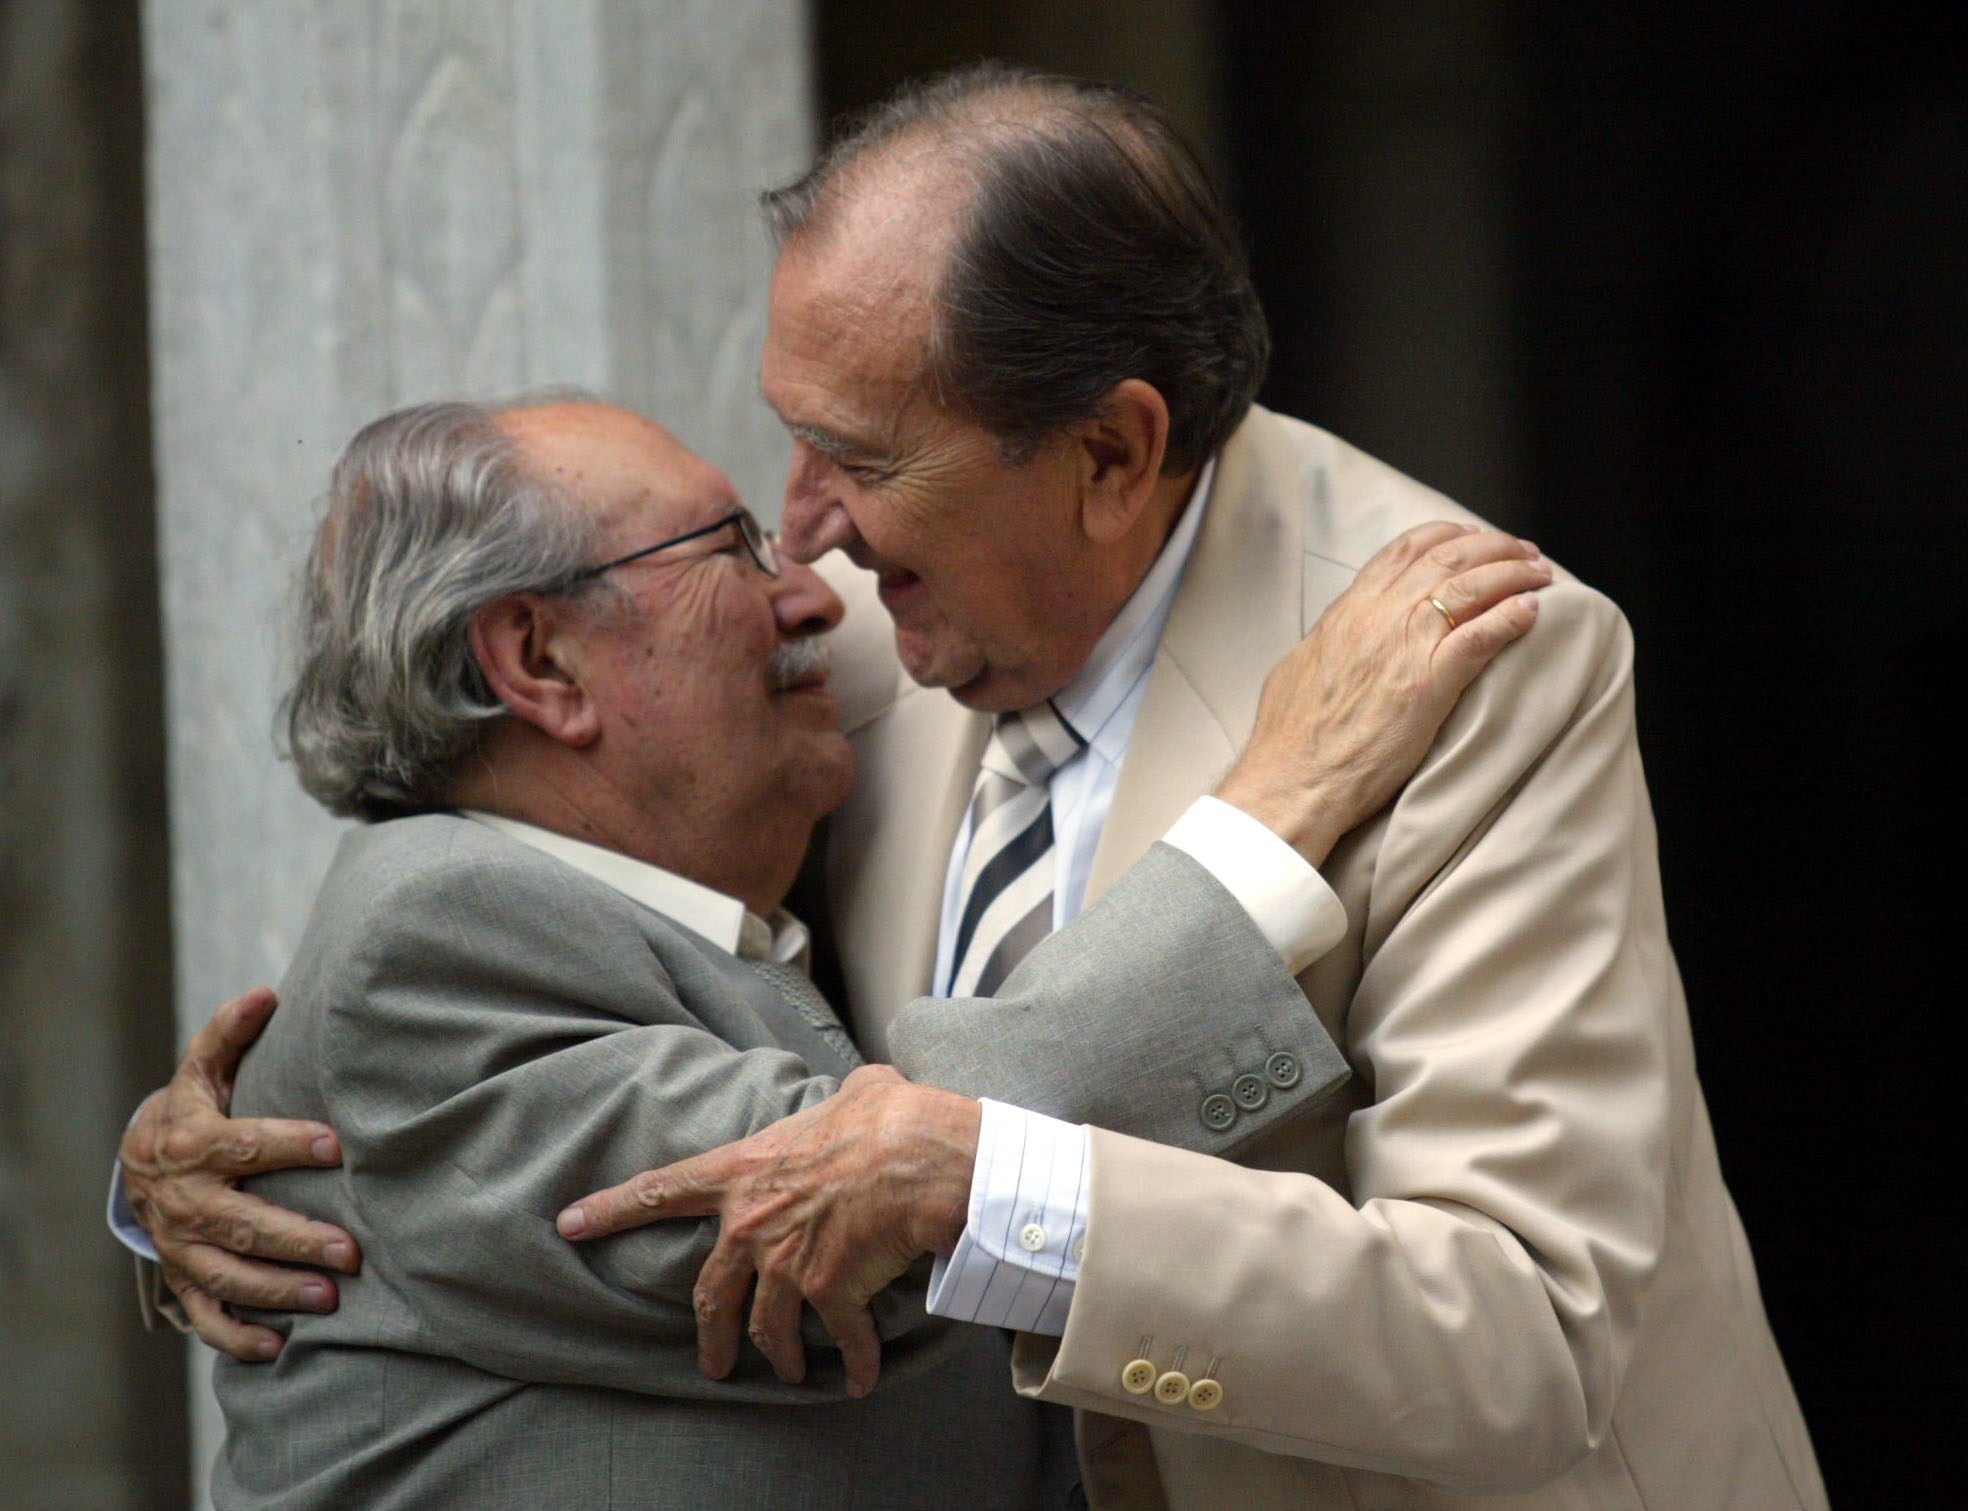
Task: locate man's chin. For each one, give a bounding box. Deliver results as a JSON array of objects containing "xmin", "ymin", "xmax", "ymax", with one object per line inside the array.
[
  {"xmin": 892, "ymin": 627, "xmax": 984, "ymax": 698},
  {"xmin": 807, "ymin": 735, "xmax": 856, "ymax": 817}
]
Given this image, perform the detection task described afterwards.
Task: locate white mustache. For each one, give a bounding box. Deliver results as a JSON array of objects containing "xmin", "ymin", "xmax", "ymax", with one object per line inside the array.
[{"xmin": 768, "ymin": 635, "xmax": 831, "ymax": 690}]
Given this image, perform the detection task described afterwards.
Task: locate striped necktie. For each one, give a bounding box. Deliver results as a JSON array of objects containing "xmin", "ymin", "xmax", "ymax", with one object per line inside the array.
[{"xmin": 948, "ymin": 700, "xmax": 1087, "ymax": 997}]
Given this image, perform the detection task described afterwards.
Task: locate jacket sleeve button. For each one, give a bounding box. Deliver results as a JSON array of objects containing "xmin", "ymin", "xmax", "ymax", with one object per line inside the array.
[
  {"xmin": 1265, "ymin": 1051, "xmax": 1301, "ymax": 1089},
  {"xmin": 1200, "ymin": 1093, "xmax": 1236, "ymax": 1131},
  {"xmin": 1121, "ymin": 1358, "xmax": 1157, "ymax": 1394},
  {"xmin": 1232, "ymin": 1073, "xmax": 1269, "ymax": 1110},
  {"xmin": 1154, "ymin": 1369, "xmax": 1191, "ymax": 1404},
  {"xmin": 1187, "ymin": 1378, "xmax": 1224, "ymax": 1412}
]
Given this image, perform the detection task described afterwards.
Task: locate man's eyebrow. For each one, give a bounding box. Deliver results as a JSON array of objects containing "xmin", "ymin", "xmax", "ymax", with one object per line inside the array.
[{"xmin": 784, "ymin": 422, "xmax": 866, "ymax": 460}]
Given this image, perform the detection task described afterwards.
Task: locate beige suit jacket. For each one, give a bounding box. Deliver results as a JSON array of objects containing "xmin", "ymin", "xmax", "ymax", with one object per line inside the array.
[{"xmin": 815, "ymin": 406, "xmax": 1828, "ymax": 1509}]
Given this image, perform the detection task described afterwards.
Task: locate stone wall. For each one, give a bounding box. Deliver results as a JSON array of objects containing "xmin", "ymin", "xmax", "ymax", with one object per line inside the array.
[{"xmin": 138, "ymin": 2, "xmax": 810, "ymax": 1501}]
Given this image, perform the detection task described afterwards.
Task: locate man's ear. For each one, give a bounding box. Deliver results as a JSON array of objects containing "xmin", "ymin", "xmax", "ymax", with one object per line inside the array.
[
  {"xmin": 1073, "ymin": 379, "xmax": 1172, "ymax": 544},
  {"xmin": 468, "ymin": 594, "xmax": 602, "ymax": 748}
]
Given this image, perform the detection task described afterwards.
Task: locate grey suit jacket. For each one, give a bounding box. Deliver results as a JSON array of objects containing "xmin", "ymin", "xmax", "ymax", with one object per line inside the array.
[{"xmin": 214, "ymin": 811, "xmax": 1318, "ymax": 1508}]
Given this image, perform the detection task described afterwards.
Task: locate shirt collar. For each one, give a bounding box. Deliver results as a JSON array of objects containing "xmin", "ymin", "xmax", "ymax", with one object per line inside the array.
[
  {"xmin": 1051, "ymin": 455, "xmax": 1216, "ymax": 759},
  {"xmin": 461, "ymin": 810, "xmax": 808, "ymax": 964}
]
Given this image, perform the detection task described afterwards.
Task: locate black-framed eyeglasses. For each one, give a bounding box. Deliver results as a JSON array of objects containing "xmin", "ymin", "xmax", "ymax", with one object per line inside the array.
[{"xmin": 564, "ymin": 508, "xmax": 779, "ymax": 585}]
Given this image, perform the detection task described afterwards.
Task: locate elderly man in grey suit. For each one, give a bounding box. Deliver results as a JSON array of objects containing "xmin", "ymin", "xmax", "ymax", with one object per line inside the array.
[{"xmin": 171, "ymin": 389, "xmax": 1541, "ymax": 1507}]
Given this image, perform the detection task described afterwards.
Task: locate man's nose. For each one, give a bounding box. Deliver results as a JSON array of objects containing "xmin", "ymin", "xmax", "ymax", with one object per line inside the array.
[
  {"xmin": 777, "ymin": 443, "xmax": 858, "ymax": 564},
  {"xmin": 769, "ymin": 557, "xmax": 846, "ymax": 637}
]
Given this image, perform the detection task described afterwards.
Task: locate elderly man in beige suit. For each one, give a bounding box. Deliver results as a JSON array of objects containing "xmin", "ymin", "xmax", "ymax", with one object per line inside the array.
[{"xmin": 549, "ymin": 66, "xmax": 1829, "ymax": 1510}]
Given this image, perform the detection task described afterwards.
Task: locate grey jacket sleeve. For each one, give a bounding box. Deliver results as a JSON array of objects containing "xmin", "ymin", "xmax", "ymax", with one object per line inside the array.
[
  {"xmin": 885, "ymin": 843, "xmax": 1347, "ymax": 1157},
  {"xmin": 271, "ymin": 844, "xmax": 957, "ymax": 1402}
]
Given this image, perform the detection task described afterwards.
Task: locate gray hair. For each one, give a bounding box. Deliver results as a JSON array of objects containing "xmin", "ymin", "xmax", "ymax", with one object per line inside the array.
[
  {"xmin": 280, "ymin": 396, "xmax": 609, "ymax": 820},
  {"xmin": 762, "ymin": 63, "xmax": 1269, "ymax": 473}
]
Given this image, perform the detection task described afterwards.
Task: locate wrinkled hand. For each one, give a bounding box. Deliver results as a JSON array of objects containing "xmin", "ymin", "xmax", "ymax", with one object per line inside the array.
[
  {"xmin": 120, "ymin": 986, "xmax": 360, "ymax": 1360},
  {"xmin": 557, "ymin": 1064, "xmax": 978, "ymax": 1398},
  {"xmin": 1215, "ymin": 522, "xmax": 1549, "ymax": 865}
]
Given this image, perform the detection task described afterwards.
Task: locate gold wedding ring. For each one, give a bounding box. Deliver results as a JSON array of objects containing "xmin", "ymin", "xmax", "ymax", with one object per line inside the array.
[{"xmin": 1428, "ymin": 595, "xmax": 1458, "ymax": 631}]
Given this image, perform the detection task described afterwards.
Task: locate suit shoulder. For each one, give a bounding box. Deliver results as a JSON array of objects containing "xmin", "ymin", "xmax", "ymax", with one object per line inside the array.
[
  {"xmin": 1229, "ymin": 408, "xmax": 1488, "ymax": 572},
  {"xmin": 309, "ymin": 813, "xmax": 655, "ymax": 960},
  {"xmin": 1455, "ymin": 576, "xmax": 1636, "ymax": 760}
]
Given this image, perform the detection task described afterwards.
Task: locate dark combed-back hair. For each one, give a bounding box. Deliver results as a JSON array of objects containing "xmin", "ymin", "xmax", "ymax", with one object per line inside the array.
[{"xmin": 762, "ymin": 63, "xmax": 1270, "ymax": 473}]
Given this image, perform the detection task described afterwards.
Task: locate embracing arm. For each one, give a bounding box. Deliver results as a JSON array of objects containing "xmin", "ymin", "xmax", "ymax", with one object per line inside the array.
[
  {"xmin": 273, "ymin": 845, "xmax": 960, "ymax": 1402},
  {"xmin": 888, "ymin": 520, "xmax": 1549, "ymax": 1153},
  {"xmin": 560, "ymin": 523, "xmax": 1551, "ymax": 1388},
  {"xmin": 115, "ymin": 988, "xmax": 358, "ymax": 1358}
]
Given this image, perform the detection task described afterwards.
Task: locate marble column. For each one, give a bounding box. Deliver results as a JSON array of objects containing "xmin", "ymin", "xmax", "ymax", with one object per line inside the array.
[{"xmin": 140, "ymin": 2, "xmax": 811, "ymax": 1500}]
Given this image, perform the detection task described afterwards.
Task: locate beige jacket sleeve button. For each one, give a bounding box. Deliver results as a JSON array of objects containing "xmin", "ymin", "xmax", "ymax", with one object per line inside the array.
[
  {"xmin": 1154, "ymin": 1369, "xmax": 1191, "ymax": 1404},
  {"xmin": 1187, "ymin": 1378, "xmax": 1224, "ymax": 1412},
  {"xmin": 1121, "ymin": 1359, "xmax": 1158, "ymax": 1394}
]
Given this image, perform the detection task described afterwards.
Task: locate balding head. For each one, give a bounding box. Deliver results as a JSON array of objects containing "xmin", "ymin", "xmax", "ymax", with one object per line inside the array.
[
  {"xmin": 762, "ymin": 63, "xmax": 1269, "ymax": 473},
  {"xmin": 282, "ymin": 395, "xmax": 612, "ymax": 820}
]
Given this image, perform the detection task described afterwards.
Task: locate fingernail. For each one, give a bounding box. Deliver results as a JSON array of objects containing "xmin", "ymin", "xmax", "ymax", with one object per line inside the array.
[
  {"xmin": 323, "ymin": 1240, "xmax": 354, "ymax": 1269},
  {"xmin": 557, "ymin": 1207, "xmax": 587, "ymax": 1238},
  {"xmin": 255, "ymin": 1337, "xmax": 281, "ymax": 1360},
  {"xmin": 300, "ymin": 1282, "xmax": 329, "ymax": 1308},
  {"xmin": 847, "ymin": 1379, "xmax": 870, "ymax": 1399},
  {"xmin": 1523, "ymin": 593, "xmax": 1541, "ymax": 612},
  {"xmin": 312, "ymin": 1137, "xmax": 338, "ymax": 1163},
  {"xmin": 1520, "ymin": 539, "xmax": 1541, "ymax": 557}
]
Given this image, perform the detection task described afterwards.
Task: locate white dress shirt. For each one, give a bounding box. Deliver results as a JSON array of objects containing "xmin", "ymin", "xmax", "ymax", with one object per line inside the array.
[{"xmin": 926, "ymin": 466, "xmax": 1349, "ymax": 1333}]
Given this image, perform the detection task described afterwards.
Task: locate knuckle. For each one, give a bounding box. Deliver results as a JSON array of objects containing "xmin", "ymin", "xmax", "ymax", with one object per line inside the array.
[
  {"xmin": 220, "ymin": 1216, "xmax": 258, "ymax": 1255},
  {"xmin": 631, "ymin": 1176, "xmax": 667, "ymax": 1210},
  {"xmin": 222, "ymin": 1128, "xmax": 263, "ymax": 1167},
  {"xmin": 1426, "ymin": 542, "xmax": 1463, "ymax": 573},
  {"xmin": 160, "ymin": 1124, "xmax": 208, "ymax": 1169}
]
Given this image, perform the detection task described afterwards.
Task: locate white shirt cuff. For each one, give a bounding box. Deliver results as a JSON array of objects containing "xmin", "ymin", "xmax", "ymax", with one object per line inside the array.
[
  {"xmin": 107, "ymin": 1160, "xmax": 158, "ymax": 1263},
  {"xmin": 927, "ymin": 1099, "xmax": 1088, "ymax": 1336},
  {"xmin": 1163, "ymin": 794, "xmax": 1347, "ymax": 974},
  {"xmin": 106, "ymin": 1093, "xmax": 160, "ymax": 1262}
]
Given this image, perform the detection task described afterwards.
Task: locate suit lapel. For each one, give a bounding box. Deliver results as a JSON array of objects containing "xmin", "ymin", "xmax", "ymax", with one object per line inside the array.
[
  {"xmin": 1086, "ymin": 411, "xmax": 1320, "ymax": 903},
  {"xmin": 830, "ymin": 684, "xmax": 989, "ymax": 1060}
]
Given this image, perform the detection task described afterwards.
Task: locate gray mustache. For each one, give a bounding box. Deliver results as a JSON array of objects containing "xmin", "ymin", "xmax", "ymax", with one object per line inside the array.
[{"xmin": 768, "ymin": 635, "xmax": 831, "ymax": 690}]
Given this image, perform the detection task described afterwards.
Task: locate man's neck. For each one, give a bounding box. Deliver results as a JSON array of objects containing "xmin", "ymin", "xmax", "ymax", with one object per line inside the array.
[
  {"xmin": 1107, "ymin": 468, "xmax": 1200, "ymax": 626},
  {"xmin": 445, "ymin": 737, "xmax": 804, "ymax": 916}
]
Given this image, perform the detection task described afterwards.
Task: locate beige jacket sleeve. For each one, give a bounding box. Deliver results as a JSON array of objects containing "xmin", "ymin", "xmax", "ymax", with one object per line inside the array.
[{"xmin": 1011, "ymin": 582, "xmax": 1680, "ymax": 1495}]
